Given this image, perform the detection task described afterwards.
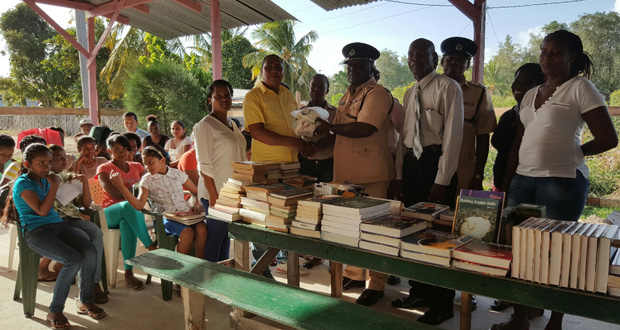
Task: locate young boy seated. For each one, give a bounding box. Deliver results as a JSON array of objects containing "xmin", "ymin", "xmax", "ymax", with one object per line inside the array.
[
  {"xmin": 0, "ymin": 134, "xmax": 16, "ymax": 182},
  {"xmin": 74, "ymin": 136, "xmax": 108, "ymax": 180}
]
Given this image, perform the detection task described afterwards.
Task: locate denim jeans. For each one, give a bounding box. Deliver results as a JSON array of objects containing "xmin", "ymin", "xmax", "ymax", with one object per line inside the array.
[
  {"xmin": 64, "ymin": 217, "xmax": 104, "ymax": 283},
  {"xmin": 507, "ymin": 171, "xmax": 589, "ymax": 221},
  {"xmin": 201, "ymin": 198, "xmax": 230, "ymax": 262},
  {"xmin": 25, "ymin": 222, "xmax": 97, "ymax": 313}
]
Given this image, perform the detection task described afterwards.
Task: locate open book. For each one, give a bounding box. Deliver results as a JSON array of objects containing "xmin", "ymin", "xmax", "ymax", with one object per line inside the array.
[{"xmin": 164, "ymin": 211, "xmax": 206, "ymax": 226}]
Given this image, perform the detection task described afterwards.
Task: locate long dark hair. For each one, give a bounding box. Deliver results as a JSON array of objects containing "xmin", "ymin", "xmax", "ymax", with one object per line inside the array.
[
  {"xmin": 171, "ymin": 120, "xmax": 187, "ymax": 138},
  {"xmin": 543, "ymin": 30, "xmax": 594, "ymax": 79},
  {"xmin": 515, "ymin": 63, "xmax": 545, "ymax": 85},
  {"xmin": 1, "ymin": 143, "xmax": 51, "ymax": 226},
  {"xmin": 142, "ymin": 144, "xmax": 170, "ymax": 165}
]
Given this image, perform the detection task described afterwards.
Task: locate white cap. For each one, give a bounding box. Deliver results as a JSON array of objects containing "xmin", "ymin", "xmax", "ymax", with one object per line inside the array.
[{"xmin": 79, "ymin": 118, "xmax": 93, "ymax": 127}]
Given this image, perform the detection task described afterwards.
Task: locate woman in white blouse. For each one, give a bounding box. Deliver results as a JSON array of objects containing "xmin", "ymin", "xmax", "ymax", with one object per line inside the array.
[
  {"xmin": 492, "ymin": 30, "xmax": 618, "ymax": 330},
  {"xmin": 193, "ymin": 79, "xmax": 246, "ymax": 262}
]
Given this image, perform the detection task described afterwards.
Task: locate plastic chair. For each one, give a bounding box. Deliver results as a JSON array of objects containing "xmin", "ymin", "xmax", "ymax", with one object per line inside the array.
[
  {"xmin": 13, "ymin": 222, "xmax": 41, "ymax": 318},
  {"xmin": 88, "ymin": 178, "xmax": 122, "ymax": 288},
  {"xmin": 7, "ymin": 223, "xmax": 18, "ymax": 271},
  {"xmin": 17, "ymin": 128, "xmax": 62, "ymax": 149}
]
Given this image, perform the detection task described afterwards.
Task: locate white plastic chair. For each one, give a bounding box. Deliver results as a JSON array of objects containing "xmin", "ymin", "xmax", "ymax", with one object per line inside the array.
[
  {"xmin": 89, "ymin": 178, "xmax": 122, "ymax": 288},
  {"xmin": 7, "ymin": 222, "xmax": 18, "ymax": 271}
]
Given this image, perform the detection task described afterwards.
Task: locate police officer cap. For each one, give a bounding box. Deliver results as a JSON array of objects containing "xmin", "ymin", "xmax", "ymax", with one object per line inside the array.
[
  {"xmin": 79, "ymin": 118, "xmax": 93, "ymax": 127},
  {"xmin": 342, "ymin": 42, "xmax": 380, "ymax": 63},
  {"xmin": 440, "ymin": 37, "xmax": 478, "ymax": 58}
]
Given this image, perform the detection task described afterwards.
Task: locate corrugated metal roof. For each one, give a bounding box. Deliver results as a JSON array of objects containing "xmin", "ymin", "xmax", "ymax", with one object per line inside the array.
[
  {"xmin": 310, "ymin": 0, "xmax": 378, "ymax": 11},
  {"xmin": 66, "ymin": 0, "xmax": 296, "ymax": 39}
]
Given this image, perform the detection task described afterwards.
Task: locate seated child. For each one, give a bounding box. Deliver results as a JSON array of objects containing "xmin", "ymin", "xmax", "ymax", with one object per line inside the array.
[
  {"xmin": 122, "ymin": 132, "xmax": 143, "ymax": 164},
  {"xmin": 97, "ymin": 134, "xmax": 155, "ymax": 290},
  {"xmin": 110, "ymin": 144, "xmax": 206, "ymax": 259},
  {"xmin": 0, "ymin": 135, "xmax": 46, "ymax": 189},
  {"xmin": 0, "ymin": 134, "xmax": 16, "ymax": 182},
  {"xmin": 74, "ymin": 136, "xmax": 108, "ymax": 180},
  {"xmin": 50, "ymin": 144, "xmax": 108, "ymax": 304},
  {"xmin": 2, "ymin": 143, "xmax": 105, "ymax": 328}
]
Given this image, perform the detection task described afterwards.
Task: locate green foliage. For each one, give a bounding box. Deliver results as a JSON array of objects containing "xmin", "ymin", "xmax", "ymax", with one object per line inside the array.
[
  {"xmin": 326, "ymin": 68, "xmax": 348, "ymax": 104},
  {"xmin": 140, "ymin": 33, "xmax": 182, "ymax": 66},
  {"xmin": 490, "ymin": 95, "xmax": 517, "ymax": 108},
  {"xmin": 124, "ymin": 61, "xmax": 206, "ymax": 134},
  {"xmin": 581, "ymin": 206, "xmax": 616, "ymax": 220},
  {"xmin": 390, "ymin": 81, "xmax": 415, "ymax": 104},
  {"xmin": 243, "ymin": 20, "xmax": 317, "ymax": 99},
  {"xmin": 328, "ymin": 93, "xmax": 343, "ymax": 107},
  {"xmin": 375, "ymin": 50, "xmax": 413, "ymax": 90},
  {"xmin": 222, "ymin": 35, "xmax": 255, "ymax": 89},
  {"xmin": 611, "ymin": 89, "xmax": 620, "ymax": 106}
]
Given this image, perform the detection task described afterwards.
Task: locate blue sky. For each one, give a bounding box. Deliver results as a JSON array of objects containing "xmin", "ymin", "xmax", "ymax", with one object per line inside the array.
[{"xmin": 1, "ymin": 0, "xmax": 619, "ymax": 77}]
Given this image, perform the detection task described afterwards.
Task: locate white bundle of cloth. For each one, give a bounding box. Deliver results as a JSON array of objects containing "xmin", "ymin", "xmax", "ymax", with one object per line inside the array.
[{"xmin": 290, "ymin": 106, "xmax": 330, "ymax": 137}]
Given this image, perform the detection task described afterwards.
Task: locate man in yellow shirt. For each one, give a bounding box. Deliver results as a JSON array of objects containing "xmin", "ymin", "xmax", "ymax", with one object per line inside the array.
[
  {"xmin": 243, "ymin": 54, "xmax": 312, "ymax": 276},
  {"xmin": 243, "ymin": 54, "xmax": 311, "ymax": 162}
]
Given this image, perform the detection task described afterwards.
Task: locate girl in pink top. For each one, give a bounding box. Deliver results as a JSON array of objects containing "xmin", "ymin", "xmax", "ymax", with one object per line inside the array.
[{"xmin": 96, "ymin": 134, "xmax": 155, "ymax": 291}]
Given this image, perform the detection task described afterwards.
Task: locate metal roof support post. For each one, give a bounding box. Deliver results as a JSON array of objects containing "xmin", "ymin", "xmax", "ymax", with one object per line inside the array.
[
  {"xmin": 448, "ymin": 0, "xmax": 486, "ymax": 84},
  {"xmin": 211, "ymin": 0, "xmax": 222, "ymax": 80},
  {"xmin": 87, "ymin": 16, "xmax": 100, "ymax": 125}
]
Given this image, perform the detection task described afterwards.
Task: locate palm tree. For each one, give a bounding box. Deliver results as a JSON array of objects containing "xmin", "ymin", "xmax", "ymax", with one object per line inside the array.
[{"xmin": 243, "ymin": 20, "xmax": 317, "ymax": 98}]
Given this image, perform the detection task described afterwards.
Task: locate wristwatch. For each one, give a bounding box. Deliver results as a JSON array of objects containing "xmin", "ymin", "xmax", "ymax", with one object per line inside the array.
[
  {"xmin": 328, "ymin": 125, "xmax": 335, "ymax": 135},
  {"xmin": 474, "ymin": 174, "xmax": 483, "ymax": 180}
]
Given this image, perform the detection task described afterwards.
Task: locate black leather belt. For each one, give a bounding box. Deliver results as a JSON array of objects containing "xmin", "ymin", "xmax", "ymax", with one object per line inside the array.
[{"xmin": 405, "ymin": 145, "xmax": 442, "ymax": 157}]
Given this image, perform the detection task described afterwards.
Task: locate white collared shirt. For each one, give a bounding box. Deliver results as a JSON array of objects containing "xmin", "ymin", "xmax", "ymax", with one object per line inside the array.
[
  {"xmin": 139, "ymin": 167, "xmax": 189, "ymax": 214},
  {"xmin": 396, "ymin": 71, "xmax": 464, "ymax": 185}
]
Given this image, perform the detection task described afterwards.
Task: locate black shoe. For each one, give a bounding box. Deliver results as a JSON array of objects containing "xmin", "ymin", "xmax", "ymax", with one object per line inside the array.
[
  {"xmin": 342, "ymin": 277, "xmax": 365, "ymax": 290},
  {"xmin": 262, "ymin": 270, "xmax": 274, "ymax": 280},
  {"xmin": 490, "ymin": 299, "xmax": 512, "ymax": 311},
  {"xmin": 356, "ymin": 289, "xmax": 384, "ymax": 306},
  {"xmin": 471, "ymin": 295, "xmax": 477, "ymax": 311},
  {"xmin": 391, "ymin": 295, "xmax": 429, "ymax": 309},
  {"xmin": 417, "ymin": 309, "xmax": 454, "ymax": 326},
  {"xmin": 386, "ymin": 275, "xmax": 401, "ymax": 286}
]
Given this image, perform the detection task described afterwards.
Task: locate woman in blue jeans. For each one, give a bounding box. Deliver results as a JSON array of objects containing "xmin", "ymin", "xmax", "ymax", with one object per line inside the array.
[
  {"xmin": 492, "ymin": 30, "xmax": 618, "ymax": 330},
  {"xmin": 2, "ymin": 143, "xmax": 106, "ymax": 329}
]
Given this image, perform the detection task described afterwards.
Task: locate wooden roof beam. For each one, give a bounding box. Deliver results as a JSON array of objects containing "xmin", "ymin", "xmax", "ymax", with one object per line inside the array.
[
  {"xmin": 173, "ymin": 0, "xmax": 202, "ymax": 14},
  {"xmin": 88, "ymin": 0, "xmax": 155, "ymax": 17},
  {"xmin": 32, "ymin": 0, "xmax": 94, "ymax": 11}
]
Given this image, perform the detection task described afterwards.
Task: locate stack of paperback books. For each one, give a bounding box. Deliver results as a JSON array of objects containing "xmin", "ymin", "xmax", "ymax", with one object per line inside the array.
[
  {"xmin": 401, "ymin": 202, "xmax": 449, "ymax": 223},
  {"xmin": 278, "ymin": 162, "xmax": 301, "ymax": 180},
  {"xmin": 290, "ymin": 195, "xmax": 342, "ymax": 239},
  {"xmin": 230, "ymin": 161, "xmax": 281, "ymax": 185},
  {"xmin": 358, "ymin": 215, "xmax": 428, "ymax": 256},
  {"xmin": 283, "ymin": 175, "xmax": 317, "ymax": 188},
  {"xmin": 512, "ymin": 218, "xmax": 619, "ymax": 294},
  {"xmin": 608, "ymin": 247, "xmax": 620, "ymax": 297},
  {"xmin": 321, "ymin": 197, "xmax": 391, "ymax": 247},
  {"xmin": 266, "ymin": 187, "xmax": 313, "ymax": 233},
  {"xmin": 238, "ymin": 183, "xmax": 286, "ymax": 227},
  {"xmin": 452, "ymin": 239, "xmax": 513, "ymax": 276},
  {"xmin": 400, "ymin": 229, "xmax": 473, "ymax": 267},
  {"xmin": 208, "ymin": 178, "xmax": 245, "ymax": 222}
]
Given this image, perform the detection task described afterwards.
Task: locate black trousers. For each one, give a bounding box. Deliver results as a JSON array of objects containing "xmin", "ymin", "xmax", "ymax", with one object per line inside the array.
[
  {"xmin": 299, "ymin": 155, "xmax": 334, "ymax": 183},
  {"xmin": 402, "ymin": 145, "xmax": 458, "ymax": 312}
]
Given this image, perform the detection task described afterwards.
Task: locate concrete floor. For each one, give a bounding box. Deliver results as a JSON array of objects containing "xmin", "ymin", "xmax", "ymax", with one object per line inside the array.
[{"xmin": 1, "ymin": 226, "xmax": 618, "ymax": 330}]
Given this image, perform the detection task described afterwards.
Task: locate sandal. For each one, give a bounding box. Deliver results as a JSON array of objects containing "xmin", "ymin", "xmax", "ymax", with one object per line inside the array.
[
  {"xmin": 76, "ymin": 300, "xmax": 107, "ymax": 320},
  {"xmin": 38, "ymin": 272, "xmax": 58, "ymax": 282},
  {"xmin": 125, "ymin": 277, "xmax": 145, "ymax": 291},
  {"xmin": 47, "ymin": 313, "xmax": 71, "ymax": 329},
  {"xmin": 302, "ymin": 257, "xmax": 324, "ymax": 269}
]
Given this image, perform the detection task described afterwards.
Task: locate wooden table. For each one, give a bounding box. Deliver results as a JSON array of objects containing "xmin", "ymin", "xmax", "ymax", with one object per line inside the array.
[{"xmin": 227, "ymin": 220, "xmax": 620, "ymax": 330}]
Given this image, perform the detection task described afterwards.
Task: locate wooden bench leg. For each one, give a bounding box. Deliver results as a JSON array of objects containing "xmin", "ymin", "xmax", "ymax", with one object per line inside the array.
[
  {"xmin": 250, "ymin": 248, "xmax": 279, "ymax": 275},
  {"xmin": 459, "ymin": 292, "xmax": 472, "ymax": 330},
  {"xmin": 234, "ymin": 240, "xmax": 250, "ymax": 271},
  {"xmin": 287, "ymin": 251, "xmax": 299, "ymax": 287},
  {"xmin": 182, "ymin": 287, "xmax": 206, "ymax": 330},
  {"xmin": 330, "ymin": 261, "xmax": 343, "ymax": 297},
  {"xmin": 230, "ymin": 312, "xmax": 283, "ymax": 330}
]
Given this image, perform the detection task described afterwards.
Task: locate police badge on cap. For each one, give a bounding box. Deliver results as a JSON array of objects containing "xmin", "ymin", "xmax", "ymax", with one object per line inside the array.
[
  {"xmin": 440, "ymin": 37, "xmax": 478, "ymax": 58},
  {"xmin": 342, "ymin": 42, "xmax": 380, "ymax": 63}
]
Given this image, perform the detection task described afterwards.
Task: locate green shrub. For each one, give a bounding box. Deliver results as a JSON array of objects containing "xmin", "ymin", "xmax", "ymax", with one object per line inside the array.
[{"xmin": 610, "ymin": 89, "xmax": 620, "ymax": 106}]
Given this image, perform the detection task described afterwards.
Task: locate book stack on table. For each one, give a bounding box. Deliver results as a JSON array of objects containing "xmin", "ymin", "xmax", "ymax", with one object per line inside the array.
[
  {"xmin": 277, "ymin": 162, "xmax": 302, "ymax": 180},
  {"xmin": 512, "ymin": 218, "xmax": 619, "ymax": 295},
  {"xmin": 358, "ymin": 215, "xmax": 428, "ymax": 256},
  {"xmin": 230, "ymin": 161, "xmax": 282, "ymax": 185},
  {"xmin": 208, "ymin": 178, "xmax": 245, "ymax": 222},
  {"xmin": 239, "ymin": 183, "xmax": 286, "ymax": 228},
  {"xmin": 609, "ymin": 246, "xmax": 620, "ymax": 297},
  {"xmin": 401, "ymin": 202, "xmax": 449, "ymax": 225},
  {"xmin": 452, "ymin": 239, "xmax": 513, "ymax": 276},
  {"xmin": 290, "ymin": 195, "xmax": 343, "ymax": 239},
  {"xmin": 400, "ymin": 229, "xmax": 473, "ymax": 267},
  {"xmin": 320, "ymin": 197, "xmax": 392, "ymax": 247},
  {"xmin": 267, "ymin": 187, "xmax": 313, "ymax": 233}
]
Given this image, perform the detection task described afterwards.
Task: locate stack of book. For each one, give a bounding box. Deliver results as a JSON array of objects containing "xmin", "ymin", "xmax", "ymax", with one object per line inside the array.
[
  {"xmin": 290, "ymin": 195, "xmax": 343, "ymax": 239},
  {"xmin": 321, "ymin": 197, "xmax": 391, "ymax": 247},
  {"xmin": 452, "ymin": 239, "xmax": 513, "ymax": 276},
  {"xmin": 437, "ymin": 209, "xmax": 455, "ymax": 227},
  {"xmin": 278, "ymin": 162, "xmax": 301, "ymax": 180},
  {"xmin": 400, "ymin": 229, "xmax": 473, "ymax": 267},
  {"xmin": 238, "ymin": 183, "xmax": 286, "ymax": 228},
  {"xmin": 265, "ymin": 187, "xmax": 313, "ymax": 233},
  {"xmin": 208, "ymin": 178, "xmax": 245, "ymax": 222},
  {"xmin": 401, "ymin": 202, "xmax": 449, "ymax": 223},
  {"xmin": 230, "ymin": 161, "xmax": 281, "ymax": 185},
  {"xmin": 358, "ymin": 215, "xmax": 428, "ymax": 256},
  {"xmin": 512, "ymin": 219, "xmax": 619, "ymax": 294},
  {"xmin": 283, "ymin": 175, "xmax": 317, "ymax": 188}
]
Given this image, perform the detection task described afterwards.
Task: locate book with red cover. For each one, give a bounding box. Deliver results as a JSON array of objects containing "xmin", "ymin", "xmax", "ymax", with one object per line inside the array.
[{"xmin": 452, "ymin": 239, "xmax": 513, "ymax": 270}]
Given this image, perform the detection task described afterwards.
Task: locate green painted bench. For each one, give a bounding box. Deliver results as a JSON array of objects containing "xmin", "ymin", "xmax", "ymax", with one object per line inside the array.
[{"xmin": 126, "ymin": 249, "xmax": 436, "ymax": 330}]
